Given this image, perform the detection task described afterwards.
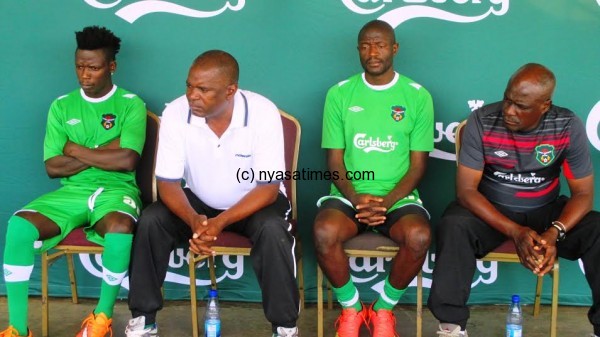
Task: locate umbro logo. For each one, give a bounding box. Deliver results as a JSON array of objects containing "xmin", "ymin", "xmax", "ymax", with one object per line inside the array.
[
  {"xmin": 67, "ymin": 119, "xmax": 81, "ymax": 126},
  {"xmin": 494, "ymin": 150, "xmax": 508, "ymax": 157},
  {"xmin": 107, "ymin": 275, "xmax": 117, "ymax": 282},
  {"xmin": 348, "ymin": 106, "xmax": 364, "ymax": 112},
  {"xmin": 3, "ymin": 268, "xmax": 11, "ymax": 277}
]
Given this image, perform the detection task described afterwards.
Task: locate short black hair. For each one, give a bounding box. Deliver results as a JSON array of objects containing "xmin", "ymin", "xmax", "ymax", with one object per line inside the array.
[
  {"xmin": 75, "ymin": 26, "xmax": 121, "ymax": 61},
  {"xmin": 358, "ymin": 20, "xmax": 396, "ymax": 44},
  {"xmin": 193, "ymin": 50, "xmax": 240, "ymax": 84}
]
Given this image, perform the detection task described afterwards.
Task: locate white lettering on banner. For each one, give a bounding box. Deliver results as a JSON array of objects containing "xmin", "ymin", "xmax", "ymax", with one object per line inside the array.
[
  {"xmin": 586, "ymin": 100, "xmax": 600, "ymax": 151},
  {"xmin": 342, "ymin": 0, "xmax": 509, "ymax": 28},
  {"xmin": 84, "ymin": 0, "xmax": 246, "ymax": 23},
  {"xmin": 431, "ymin": 99, "xmax": 485, "ymax": 161},
  {"xmin": 348, "ymin": 252, "xmax": 497, "ymax": 296},
  {"xmin": 79, "ymin": 251, "xmax": 245, "ymax": 290}
]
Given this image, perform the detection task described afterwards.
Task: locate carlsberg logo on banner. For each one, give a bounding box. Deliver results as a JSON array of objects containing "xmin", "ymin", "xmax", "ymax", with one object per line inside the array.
[
  {"xmin": 84, "ymin": 0, "xmax": 245, "ymax": 23},
  {"xmin": 342, "ymin": 0, "xmax": 509, "ymax": 27}
]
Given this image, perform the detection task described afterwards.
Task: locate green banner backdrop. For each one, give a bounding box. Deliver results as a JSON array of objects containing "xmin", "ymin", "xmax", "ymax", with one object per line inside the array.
[{"xmin": 1, "ymin": 1, "xmax": 599, "ymax": 307}]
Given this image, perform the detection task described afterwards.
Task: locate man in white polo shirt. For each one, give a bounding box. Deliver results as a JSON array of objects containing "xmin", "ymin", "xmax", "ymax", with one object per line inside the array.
[{"xmin": 125, "ymin": 50, "xmax": 300, "ymax": 337}]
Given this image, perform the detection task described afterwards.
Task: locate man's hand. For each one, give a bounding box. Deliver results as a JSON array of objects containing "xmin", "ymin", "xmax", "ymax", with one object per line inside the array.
[
  {"xmin": 188, "ymin": 214, "xmax": 214, "ymax": 256},
  {"xmin": 532, "ymin": 228, "xmax": 559, "ymax": 276},
  {"xmin": 351, "ymin": 194, "xmax": 387, "ymax": 226},
  {"xmin": 63, "ymin": 140, "xmax": 82, "ymax": 157},
  {"xmin": 511, "ymin": 226, "xmax": 546, "ymax": 272},
  {"xmin": 189, "ymin": 215, "xmax": 225, "ymax": 256}
]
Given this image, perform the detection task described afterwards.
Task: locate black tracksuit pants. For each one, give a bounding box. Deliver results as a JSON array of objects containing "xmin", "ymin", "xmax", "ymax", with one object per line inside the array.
[
  {"xmin": 128, "ymin": 188, "xmax": 299, "ymax": 331},
  {"xmin": 428, "ymin": 196, "xmax": 600, "ymax": 335}
]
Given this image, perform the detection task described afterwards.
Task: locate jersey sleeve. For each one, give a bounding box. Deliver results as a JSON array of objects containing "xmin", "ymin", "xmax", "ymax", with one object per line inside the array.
[
  {"xmin": 458, "ymin": 111, "xmax": 485, "ymax": 171},
  {"xmin": 253, "ymin": 101, "xmax": 285, "ymax": 184},
  {"xmin": 321, "ymin": 85, "xmax": 346, "ymax": 149},
  {"xmin": 409, "ymin": 88, "xmax": 434, "ymax": 152},
  {"xmin": 119, "ymin": 96, "xmax": 147, "ymax": 155},
  {"xmin": 563, "ymin": 115, "xmax": 593, "ymax": 179},
  {"xmin": 155, "ymin": 101, "xmax": 186, "ymax": 181},
  {"xmin": 43, "ymin": 100, "xmax": 68, "ymax": 161}
]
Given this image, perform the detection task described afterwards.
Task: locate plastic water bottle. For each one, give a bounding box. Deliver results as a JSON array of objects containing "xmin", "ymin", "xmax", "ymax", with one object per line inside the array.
[
  {"xmin": 506, "ymin": 294, "xmax": 523, "ymax": 337},
  {"xmin": 204, "ymin": 289, "xmax": 221, "ymax": 337}
]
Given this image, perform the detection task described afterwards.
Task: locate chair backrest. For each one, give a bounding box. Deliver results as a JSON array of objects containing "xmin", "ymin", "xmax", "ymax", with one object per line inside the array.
[
  {"xmin": 454, "ymin": 119, "xmax": 467, "ymax": 167},
  {"xmin": 279, "ymin": 109, "xmax": 301, "ymax": 224},
  {"xmin": 136, "ymin": 111, "xmax": 160, "ymax": 207}
]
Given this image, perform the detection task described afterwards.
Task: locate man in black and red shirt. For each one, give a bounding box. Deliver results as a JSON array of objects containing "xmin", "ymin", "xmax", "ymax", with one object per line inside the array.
[{"xmin": 428, "ymin": 63, "xmax": 600, "ymax": 337}]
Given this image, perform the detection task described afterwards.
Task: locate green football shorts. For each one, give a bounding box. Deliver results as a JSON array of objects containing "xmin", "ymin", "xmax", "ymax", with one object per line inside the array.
[{"xmin": 19, "ymin": 184, "xmax": 141, "ymax": 251}]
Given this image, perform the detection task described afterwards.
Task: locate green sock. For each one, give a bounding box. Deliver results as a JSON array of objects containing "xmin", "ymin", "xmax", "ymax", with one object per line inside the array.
[
  {"xmin": 373, "ymin": 276, "xmax": 406, "ymax": 311},
  {"xmin": 94, "ymin": 233, "xmax": 132, "ymax": 318},
  {"xmin": 3, "ymin": 216, "xmax": 39, "ymax": 335},
  {"xmin": 332, "ymin": 279, "xmax": 362, "ymax": 311}
]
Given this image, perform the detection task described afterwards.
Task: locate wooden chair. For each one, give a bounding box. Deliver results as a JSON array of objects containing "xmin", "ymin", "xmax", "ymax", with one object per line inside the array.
[
  {"xmin": 455, "ymin": 120, "xmax": 558, "ymax": 337},
  {"xmin": 40, "ymin": 111, "xmax": 160, "ymax": 337},
  {"xmin": 317, "ymin": 232, "xmax": 423, "ymax": 337},
  {"xmin": 187, "ymin": 109, "xmax": 303, "ymax": 337}
]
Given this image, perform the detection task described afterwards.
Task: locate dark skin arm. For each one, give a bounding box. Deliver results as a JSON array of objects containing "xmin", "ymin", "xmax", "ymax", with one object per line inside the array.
[
  {"xmin": 327, "ymin": 149, "xmax": 428, "ymax": 225},
  {"xmin": 189, "ymin": 183, "xmax": 280, "ymax": 255},
  {"xmin": 45, "ymin": 138, "xmax": 139, "ymax": 178},
  {"xmin": 457, "ymin": 164, "xmax": 548, "ymax": 272},
  {"xmin": 159, "ymin": 179, "xmax": 280, "ymax": 256},
  {"xmin": 534, "ymin": 174, "xmax": 594, "ymax": 276}
]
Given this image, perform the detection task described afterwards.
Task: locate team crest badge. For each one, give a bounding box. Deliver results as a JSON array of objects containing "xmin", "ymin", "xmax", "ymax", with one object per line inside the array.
[
  {"xmin": 535, "ymin": 144, "xmax": 555, "ymax": 166},
  {"xmin": 391, "ymin": 106, "xmax": 405, "ymax": 122},
  {"xmin": 101, "ymin": 114, "xmax": 116, "ymax": 130}
]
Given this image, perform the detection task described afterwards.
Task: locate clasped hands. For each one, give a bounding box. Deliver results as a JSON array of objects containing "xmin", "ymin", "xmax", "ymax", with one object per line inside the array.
[
  {"xmin": 189, "ymin": 214, "xmax": 224, "ymax": 256},
  {"xmin": 350, "ymin": 193, "xmax": 390, "ymax": 226},
  {"xmin": 512, "ymin": 226, "xmax": 558, "ymax": 277}
]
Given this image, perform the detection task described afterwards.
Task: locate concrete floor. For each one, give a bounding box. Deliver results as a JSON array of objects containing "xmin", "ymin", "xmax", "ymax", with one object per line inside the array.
[{"xmin": 0, "ymin": 296, "xmax": 594, "ymax": 337}]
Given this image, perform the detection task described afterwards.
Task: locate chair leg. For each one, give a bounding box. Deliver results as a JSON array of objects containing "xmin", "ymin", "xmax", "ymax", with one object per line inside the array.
[
  {"xmin": 298, "ymin": 256, "xmax": 305, "ymax": 310},
  {"xmin": 533, "ymin": 274, "xmax": 543, "ymax": 317},
  {"xmin": 317, "ymin": 265, "xmax": 324, "ymax": 337},
  {"xmin": 417, "ymin": 271, "xmax": 423, "ymax": 337},
  {"xmin": 550, "ymin": 262, "xmax": 559, "ymax": 337},
  {"xmin": 209, "ymin": 256, "xmax": 217, "ymax": 290},
  {"xmin": 66, "ymin": 253, "xmax": 79, "ymax": 304},
  {"xmin": 41, "ymin": 252, "xmax": 50, "ymax": 337},
  {"xmin": 327, "ymin": 280, "xmax": 333, "ymax": 310},
  {"xmin": 188, "ymin": 252, "xmax": 199, "ymax": 337}
]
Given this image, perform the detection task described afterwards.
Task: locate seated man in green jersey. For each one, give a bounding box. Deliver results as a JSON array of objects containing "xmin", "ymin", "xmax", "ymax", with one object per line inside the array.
[
  {"xmin": 1, "ymin": 26, "xmax": 146, "ymax": 337},
  {"xmin": 313, "ymin": 20, "xmax": 434, "ymax": 337}
]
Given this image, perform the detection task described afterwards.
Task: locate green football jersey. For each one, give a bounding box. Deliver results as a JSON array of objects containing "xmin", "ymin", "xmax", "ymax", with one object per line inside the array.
[
  {"xmin": 322, "ymin": 72, "xmax": 434, "ymax": 200},
  {"xmin": 43, "ymin": 85, "xmax": 146, "ymax": 188}
]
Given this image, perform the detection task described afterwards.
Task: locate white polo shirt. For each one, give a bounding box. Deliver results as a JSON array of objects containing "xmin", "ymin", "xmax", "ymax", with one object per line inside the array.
[{"xmin": 155, "ymin": 89, "xmax": 286, "ymax": 210}]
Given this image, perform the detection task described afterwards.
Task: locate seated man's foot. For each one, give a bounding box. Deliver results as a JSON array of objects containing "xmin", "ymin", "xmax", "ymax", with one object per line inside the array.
[
  {"xmin": 368, "ymin": 304, "xmax": 399, "ymax": 337},
  {"xmin": 0, "ymin": 326, "xmax": 32, "ymax": 337},
  {"xmin": 272, "ymin": 326, "xmax": 299, "ymax": 337},
  {"xmin": 334, "ymin": 305, "xmax": 368, "ymax": 337},
  {"xmin": 436, "ymin": 323, "xmax": 468, "ymax": 337},
  {"xmin": 125, "ymin": 316, "xmax": 159, "ymax": 337},
  {"xmin": 75, "ymin": 312, "xmax": 112, "ymax": 337}
]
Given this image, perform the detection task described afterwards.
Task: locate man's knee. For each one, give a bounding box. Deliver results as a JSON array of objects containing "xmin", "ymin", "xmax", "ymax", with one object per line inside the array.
[{"xmin": 313, "ymin": 217, "xmax": 346, "ymax": 254}]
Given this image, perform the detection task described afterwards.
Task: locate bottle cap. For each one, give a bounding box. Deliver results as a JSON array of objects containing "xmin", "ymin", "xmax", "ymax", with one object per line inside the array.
[
  {"xmin": 512, "ymin": 294, "xmax": 520, "ymax": 303},
  {"xmin": 209, "ymin": 289, "xmax": 218, "ymax": 297}
]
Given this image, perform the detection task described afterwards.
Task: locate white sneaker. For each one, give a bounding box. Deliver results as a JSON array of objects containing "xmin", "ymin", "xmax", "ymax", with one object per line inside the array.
[
  {"xmin": 273, "ymin": 326, "xmax": 299, "ymax": 337},
  {"xmin": 125, "ymin": 316, "xmax": 159, "ymax": 337},
  {"xmin": 437, "ymin": 323, "xmax": 468, "ymax": 337}
]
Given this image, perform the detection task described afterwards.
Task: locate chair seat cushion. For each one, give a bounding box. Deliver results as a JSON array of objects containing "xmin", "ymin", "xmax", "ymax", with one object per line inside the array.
[
  {"xmin": 56, "ymin": 227, "xmax": 101, "ymax": 247},
  {"xmin": 343, "ymin": 232, "xmax": 398, "ymax": 251},
  {"xmin": 213, "ymin": 232, "xmax": 253, "ymax": 248}
]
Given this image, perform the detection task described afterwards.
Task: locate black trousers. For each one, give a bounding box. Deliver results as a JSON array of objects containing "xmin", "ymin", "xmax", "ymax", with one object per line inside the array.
[
  {"xmin": 427, "ymin": 196, "xmax": 600, "ymax": 335},
  {"xmin": 128, "ymin": 189, "xmax": 300, "ymax": 331}
]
